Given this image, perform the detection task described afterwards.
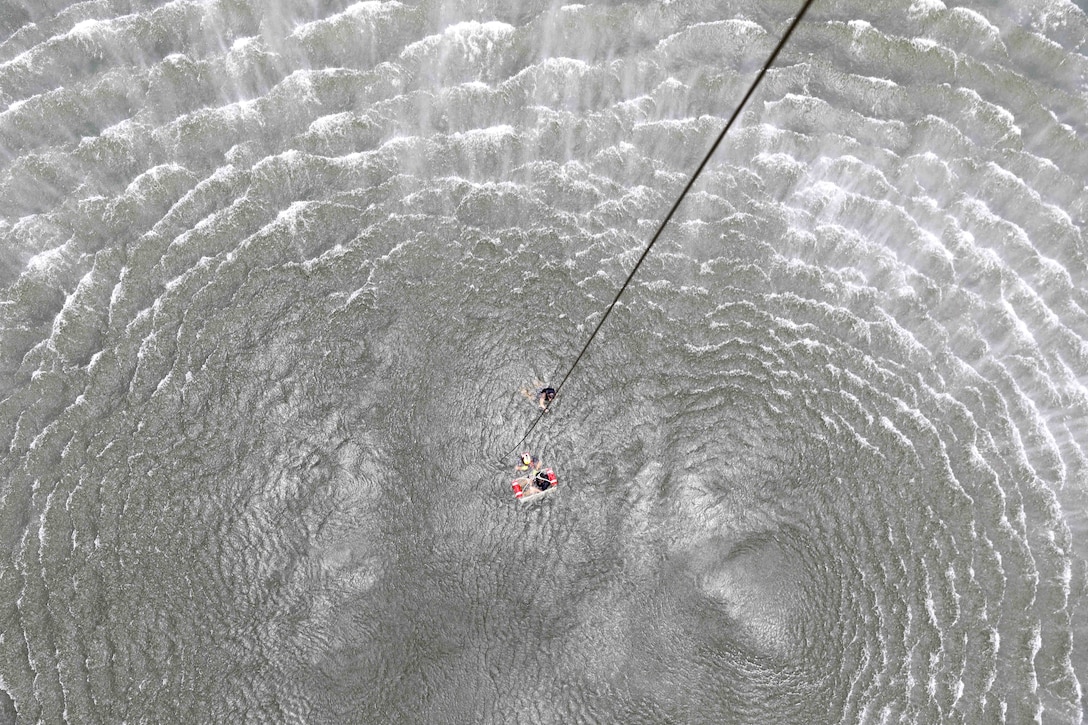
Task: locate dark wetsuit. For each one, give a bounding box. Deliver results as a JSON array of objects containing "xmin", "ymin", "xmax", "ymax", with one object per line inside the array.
[
  {"xmin": 533, "ymin": 470, "xmax": 552, "ymax": 491},
  {"xmin": 538, "ymin": 387, "xmax": 556, "ymax": 406}
]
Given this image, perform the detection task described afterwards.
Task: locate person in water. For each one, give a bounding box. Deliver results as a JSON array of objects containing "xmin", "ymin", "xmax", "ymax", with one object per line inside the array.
[
  {"xmin": 532, "ymin": 467, "xmax": 554, "ymax": 492},
  {"xmin": 536, "ymin": 386, "xmax": 556, "ymax": 411},
  {"xmin": 520, "ymin": 381, "xmax": 556, "ymax": 411},
  {"xmin": 515, "ymin": 452, "xmax": 541, "ymax": 474},
  {"xmin": 512, "ymin": 454, "xmax": 557, "ymax": 498}
]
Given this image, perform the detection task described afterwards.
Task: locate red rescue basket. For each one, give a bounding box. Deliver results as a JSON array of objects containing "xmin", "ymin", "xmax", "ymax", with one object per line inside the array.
[{"xmin": 511, "ymin": 468, "xmax": 558, "ymax": 499}]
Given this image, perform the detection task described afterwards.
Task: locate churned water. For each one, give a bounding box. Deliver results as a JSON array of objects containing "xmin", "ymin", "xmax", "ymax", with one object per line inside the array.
[{"xmin": 1, "ymin": 0, "xmax": 1087, "ymax": 722}]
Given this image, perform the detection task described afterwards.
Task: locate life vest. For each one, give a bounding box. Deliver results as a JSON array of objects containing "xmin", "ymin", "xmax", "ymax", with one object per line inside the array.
[{"xmin": 516, "ymin": 454, "xmax": 540, "ymax": 472}]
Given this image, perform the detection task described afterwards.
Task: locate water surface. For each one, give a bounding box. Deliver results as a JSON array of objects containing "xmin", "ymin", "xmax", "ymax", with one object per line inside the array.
[{"xmin": 1, "ymin": 0, "xmax": 1086, "ymax": 722}]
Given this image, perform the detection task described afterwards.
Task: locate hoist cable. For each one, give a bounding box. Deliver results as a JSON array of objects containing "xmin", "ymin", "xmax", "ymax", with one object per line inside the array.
[{"xmin": 500, "ymin": 0, "xmax": 817, "ymax": 462}]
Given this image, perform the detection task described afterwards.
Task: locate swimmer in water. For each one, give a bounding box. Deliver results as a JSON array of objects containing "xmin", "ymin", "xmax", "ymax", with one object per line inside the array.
[
  {"xmin": 536, "ymin": 386, "xmax": 556, "ymax": 411},
  {"xmin": 520, "ymin": 380, "xmax": 557, "ymax": 412},
  {"xmin": 515, "ymin": 452, "xmax": 542, "ymax": 474}
]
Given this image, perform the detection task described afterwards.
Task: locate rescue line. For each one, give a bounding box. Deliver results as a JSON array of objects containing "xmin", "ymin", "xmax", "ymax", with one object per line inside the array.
[{"xmin": 498, "ymin": 0, "xmax": 818, "ymax": 475}]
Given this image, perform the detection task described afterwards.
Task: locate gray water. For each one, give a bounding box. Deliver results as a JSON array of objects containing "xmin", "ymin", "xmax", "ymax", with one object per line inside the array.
[{"xmin": 1, "ymin": 0, "xmax": 1087, "ymax": 722}]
